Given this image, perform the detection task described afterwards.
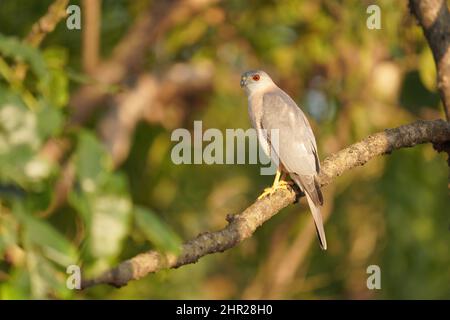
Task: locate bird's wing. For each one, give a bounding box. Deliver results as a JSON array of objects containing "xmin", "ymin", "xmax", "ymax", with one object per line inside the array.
[
  {"xmin": 261, "ymin": 89, "xmax": 327, "ymax": 249},
  {"xmin": 261, "ymin": 89, "xmax": 320, "ymax": 177}
]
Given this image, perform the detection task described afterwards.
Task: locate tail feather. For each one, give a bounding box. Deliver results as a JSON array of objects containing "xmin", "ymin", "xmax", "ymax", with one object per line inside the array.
[
  {"xmin": 305, "ymin": 194, "xmax": 327, "ymax": 250},
  {"xmin": 291, "ymin": 174, "xmax": 327, "ymax": 250}
]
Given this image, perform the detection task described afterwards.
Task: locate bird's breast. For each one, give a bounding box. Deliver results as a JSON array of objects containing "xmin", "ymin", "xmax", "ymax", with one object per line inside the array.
[{"xmin": 247, "ymin": 93, "xmax": 264, "ymax": 128}]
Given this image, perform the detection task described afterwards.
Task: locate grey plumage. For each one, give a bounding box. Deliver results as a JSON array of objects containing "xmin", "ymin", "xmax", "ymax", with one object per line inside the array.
[{"xmin": 241, "ymin": 70, "xmax": 327, "ymax": 250}]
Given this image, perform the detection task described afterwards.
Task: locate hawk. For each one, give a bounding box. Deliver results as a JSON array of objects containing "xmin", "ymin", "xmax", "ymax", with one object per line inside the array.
[{"xmin": 241, "ymin": 70, "xmax": 327, "ymax": 250}]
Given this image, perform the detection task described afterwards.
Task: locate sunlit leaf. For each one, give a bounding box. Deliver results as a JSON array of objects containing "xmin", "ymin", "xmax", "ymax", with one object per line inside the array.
[
  {"xmin": 41, "ymin": 47, "xmax": 69, "ymax": 108},
  {"xmin": 89, "ymin": 194, "xmax": 132, "ymax": 259},
  {"xmin": 0, "ymin": 35, "xmax": 48, "ymax": 80},
  {"xmin": 418, "ymin": 48, "xmax": 437, "ymax": 92},
  {"xmin": 0, "ymin": 268, "xmax": 30, "ymax": 299},
  {"xmin": 0, "ymin": 98, "xmax": 59, "ymax": 188}
]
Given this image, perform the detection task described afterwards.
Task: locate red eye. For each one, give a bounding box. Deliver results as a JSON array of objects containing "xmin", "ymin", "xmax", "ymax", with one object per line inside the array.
[{"xmin": 252, "ymin": 74, "xmax": 260, "ymax": 81}]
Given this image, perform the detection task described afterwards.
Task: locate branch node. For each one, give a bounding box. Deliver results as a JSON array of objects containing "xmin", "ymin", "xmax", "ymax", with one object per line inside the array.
[{"xmin": 226, "ymin": 213, "xmax": 236, "ymax": 223}]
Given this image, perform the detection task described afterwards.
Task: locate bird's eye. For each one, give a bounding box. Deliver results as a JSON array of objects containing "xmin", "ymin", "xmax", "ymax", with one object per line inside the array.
[{"xmin": 252, "ymin": 74, "xmax": 260, "ymax": 81}]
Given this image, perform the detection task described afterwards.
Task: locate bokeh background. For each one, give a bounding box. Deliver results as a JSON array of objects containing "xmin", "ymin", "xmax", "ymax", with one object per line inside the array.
[{"xmin": 0, "ymin": 0, "xmax": 449, "ymax": 299}]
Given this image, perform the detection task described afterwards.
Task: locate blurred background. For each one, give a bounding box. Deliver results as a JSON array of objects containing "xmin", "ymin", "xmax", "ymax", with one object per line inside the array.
[{"xmin": 0, "ymin": 0, "xmax": 449, "ymax": 299}]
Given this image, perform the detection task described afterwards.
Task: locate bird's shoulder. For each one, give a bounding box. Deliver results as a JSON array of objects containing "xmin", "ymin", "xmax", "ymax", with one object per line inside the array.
[
  {"xmin": 260, "ymin": 88, "xmax": 320, "ymax": 168},
  {"xmin": 262, "ymin": 88, "xmax": 299, "ymax": 111},
  {"xmin": 261, "ymin": 87, "xmax": 306, "ymax": 130}
]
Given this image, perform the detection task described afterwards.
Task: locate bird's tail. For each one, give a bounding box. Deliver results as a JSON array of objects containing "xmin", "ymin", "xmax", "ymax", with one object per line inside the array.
[{"xmin": 305, "ymin": 194, "xmax": 327, "ymax": 250}]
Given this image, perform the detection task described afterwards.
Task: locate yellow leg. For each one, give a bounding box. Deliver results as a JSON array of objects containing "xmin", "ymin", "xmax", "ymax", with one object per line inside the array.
[
  {"xmin": 273, "ymin": 169, "xmax": 282, "ymax": 186},
  {"xmin": 257, "ymin": 169, "xmax": 291, "ymax": 200}
]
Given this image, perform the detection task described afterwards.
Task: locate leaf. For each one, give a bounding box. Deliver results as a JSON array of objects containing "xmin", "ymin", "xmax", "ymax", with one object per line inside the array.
[
  {"xmin": 134, "ymin": 206, "xmax": 182, "ymax": 254},
  {"xmin": 36, "ymin": 100, "xmax": 63, "ymax": 138},
  {"xmin": 0, "ymin": 84, "xmax": 26, "ymax": 107},
  {"xmin": 70, "ymin": 132, "xmax": 132, "ymax": 262},
  {"xmin": 418, "ymin": 47, "xmax": 437, "ymax": 92},
  {"xmin": 43, "ymin": 47, "xmax": 68, "ymax": 69},
  {"xmin": 13, "ymin": 203, "xmax": 78, "ymax": 267},
  {"xmin": 69, "ymin": 179, "xmax": 132, "ymax": 263},
  {"xmin": 89, "ymin": 193, "xmax": 132, "ymax": 259},
  {"xmin": 67, "ymin": 185, "xmax": 92, "ymax": 223},
  {"xmin": 0, "ymin": 101, "xmax": 39, "ymax": 150},
  {"xmin": 0, "ymin": 213, "xmax": 19, "ymax": 257},
  {"xmin": 41, "ymin": 47, "xmax": 69, "ymax": 108},
  {"xmin": 0, "ymin": 99, "xmax": 59, "ymax": 188},
  {"xmin": 0, "ymin": 35, "xmax": 48, "ymax": 80},
  {"xmin": 74, "ymin": 130, "xmax": 112, "ymax": 193},
  {"xmin": 0, "ymin": 268, "xmax": 30, "ymax": 299},
  {"xmin": 0, "ymin": 145, "xmax": 35, "ymax": 188},
  {"xmin": 26, "ymin": 249, "xmax": 72, "ymax": 299}
]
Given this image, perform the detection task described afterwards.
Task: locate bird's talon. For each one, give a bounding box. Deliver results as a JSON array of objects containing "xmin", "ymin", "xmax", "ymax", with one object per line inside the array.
[
  {"xmin": 257, "ymin": 180, "xmax": 291, "ymax": 200},
  {"xmin": 277, "ymin": 180, "xmax": 293, "ymax": 188},
  {"xmin": 257, "ymin": 187, "xmax": 273, "ymax": 200}
]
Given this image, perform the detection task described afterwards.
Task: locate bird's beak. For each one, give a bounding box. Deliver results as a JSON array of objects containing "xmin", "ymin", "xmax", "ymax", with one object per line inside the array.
[{"xmin": 240, "ymin": 76, "xmax": 247, "ymax": 88}]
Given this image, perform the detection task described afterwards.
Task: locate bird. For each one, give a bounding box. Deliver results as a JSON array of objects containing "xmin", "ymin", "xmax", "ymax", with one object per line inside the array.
[{"xmin": 240, "ymin": 70, "xmax": 327, "ymax": 250}]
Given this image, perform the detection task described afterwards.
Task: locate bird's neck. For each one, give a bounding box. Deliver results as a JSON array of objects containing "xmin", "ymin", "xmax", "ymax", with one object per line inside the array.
[
  {"xmin": 247, "ymin": 83, "xmax": 277, "ymax": 100},
  {"xmin": 247, "ymin": 90, "xmax": 262, "ymax": 106}
]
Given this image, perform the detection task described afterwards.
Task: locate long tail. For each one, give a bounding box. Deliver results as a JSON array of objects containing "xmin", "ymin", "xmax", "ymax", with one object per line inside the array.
[{"xmin": 305, "ymin": 193, "xmax": 327, "ymax": 250}]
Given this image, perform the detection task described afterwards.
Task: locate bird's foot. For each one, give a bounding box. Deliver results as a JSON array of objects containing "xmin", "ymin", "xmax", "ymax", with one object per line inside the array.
[{"xmin": 257, "ymin": 180, "xmax": 292, "ymax": 200}]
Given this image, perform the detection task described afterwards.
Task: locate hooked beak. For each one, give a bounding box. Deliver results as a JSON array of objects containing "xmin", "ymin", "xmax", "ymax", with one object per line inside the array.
[{"xmin": 240, "ymin": 76, "xmax": 247, "ymax": 88}]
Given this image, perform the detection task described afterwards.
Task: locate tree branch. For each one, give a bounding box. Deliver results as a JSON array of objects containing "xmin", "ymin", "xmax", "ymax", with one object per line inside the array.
[
  {"xmin": 81, "ymin": 119, "xmax": 450, "ymax": 289},
  {"xmin": 24, "ymin": 0, "xmax": 69, "ymax": 47},
  {"xmin": 69, "ymin": 0, "xmax": 217, "ymax": 125},
  {"xmin": 409, "ymin": 0, "xmax": 450, "ymax": 120},
  {"xmin": 40, "ymin": 63, "xmax": 213, "ymax": 216},
  {"xmin": 99, "ymin": 62, "xmax": 214, "ymax": 167},
  {"xmin": 82, "ymin": 0, "xmax": 102, "ymax": 74},
  {"xmin": 409, "ymin": 0, "xmax": 450, "ymax": 185},
  {"xmin": 14, "ymin": 0, "xmax": 69, "ymax": 80}
]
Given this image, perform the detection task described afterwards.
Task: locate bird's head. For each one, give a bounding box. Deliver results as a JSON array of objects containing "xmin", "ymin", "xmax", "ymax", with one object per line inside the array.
[{"xmin": 240, "ymin": 70, "xmax": 275, "ymax": 94}]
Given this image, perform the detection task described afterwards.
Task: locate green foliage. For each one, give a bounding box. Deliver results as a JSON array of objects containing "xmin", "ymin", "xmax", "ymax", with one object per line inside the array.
[
  {"xmin": 378, "ymin": 147, "xmax": 450, "ymax": 299},
  {"xmin": 134, "ymin": 206, "xmax": 182, "ymax": 254},
  {"xmin": 42, "ymin": 47, "xmax": 69, "ymax": 108},
  {"xmin": 0, "ymin": 34, "xmax": 48, "ymax": 80},
  {"xmin": 0, "ymin": 90, "xmax": 57, "ymax": 190},
  {"xmin": 0, "ymin": 21, "xmax": 182, "ymax": 297},
  {"xmin": 14, "ymin": 203, "xmax": 77, "ymax": 267},
  {"xmin": 67, "ymin": 130, "xmax": 183, "ymax": 275},
  {"xmin": 0, "ymin": 0, "xmax": 448, "ymax": 300}
]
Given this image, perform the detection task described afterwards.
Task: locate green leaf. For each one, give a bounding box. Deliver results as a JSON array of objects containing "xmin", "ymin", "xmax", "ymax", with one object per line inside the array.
[
  {"xmin": 134, "ymin": 206, "xmax": 182, "ymax": 254},
  {"xmin": 43, "ymin": 47, "xmax": 68, "ymax": 69},
  {"xmin": 0, "ymin": 267, "xmax": 31, "ymax": 299},
  {"xmin": 69, "ymin": 181, "xmax": 132, "ymax": 264},
  {"xmin": 0, "ymin": 213, "xmax": 19, "ymax": 257},
  {"xmin": 0, "ymin": 100, "xmax": 39, "ymax": 150},
  {"xmin": 26, "ymin": 249, "xmax": 72, "ymax": 299},
  {"xmin": 41, "ymin": 47, "xmax": 69, "ymax": 108},
  {"xmin": 74, "ymin": 130, "xmax": 112, "ymax": 193},
  {"xmin": 70, "ymin": 132, "xmax": 132, "ymax": 263},
  {"xmin": 89, "ymin": 193, "xmax": 132, "ymax": 259},
  {"xmin": 0, "ymin": 84, "xmax": 27, "ymax": 107},
  {"xmin": 0, "ymin": 35, "xmax": 48, "ymax": 80},
  {"xmin": 418, "ymin": 48, "xmax": 437, "ymax": 92},
  {"xmin": 13, "ymin": 203, "xmax": 78, "ymax": 267},
  {"xmin": 36, "ymin": 100, "xmax": 63, "ymax": 138},
  {"xmin": 0, "ymin": 99, "xmax": 58, "ymax": 188}
]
